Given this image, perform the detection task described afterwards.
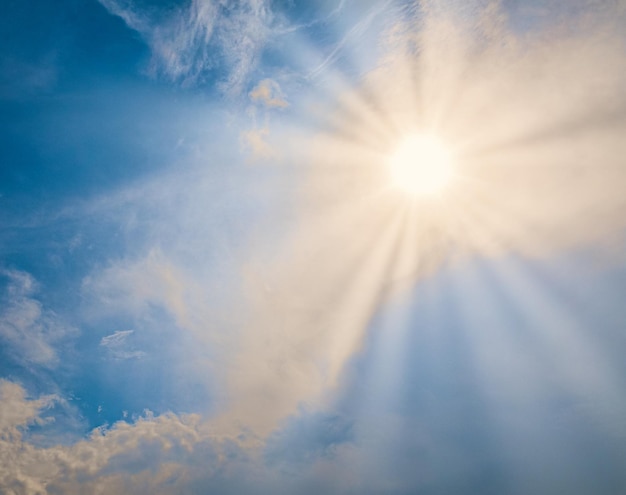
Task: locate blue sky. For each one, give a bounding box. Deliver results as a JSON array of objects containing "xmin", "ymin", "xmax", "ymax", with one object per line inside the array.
[{"xmin": 1, "ymin": 0, "xmax": 626, "ymax": 493}]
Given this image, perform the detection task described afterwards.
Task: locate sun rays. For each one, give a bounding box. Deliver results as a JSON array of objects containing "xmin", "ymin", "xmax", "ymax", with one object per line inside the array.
[
  {"xmin": 3, "ymin": 1, "xmax": 626, "ymax": 493},
  {"xmin": 222, "ymin": 0, "xmax": 626, "ymax": 434}
]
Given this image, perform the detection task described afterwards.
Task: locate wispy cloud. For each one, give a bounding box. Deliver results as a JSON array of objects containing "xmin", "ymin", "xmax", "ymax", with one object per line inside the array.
[
  {"xmin": 307, "ymin": 0, "xmax": 390, "ymax": 80},
  {"xmin": 99, "ymin": 330, "xmax": 146, "ymax": 360},
  {"xmin": 82, "ymin": 248, "xmax": 205, "ymax": 336},
  {"xmin": 98, "ymin": 0, "xmax": 275, "ymax": 92},
  {"xmin": 100, "ymin": 329, "xmax": 133, "ymax": 347},
  {"xmin": 0, "ymin": 53, "xmax": 58, "ymax": 98},
  {"xmin": 0, "ymin": 270, "xmax": 76, "ymax": 367}
]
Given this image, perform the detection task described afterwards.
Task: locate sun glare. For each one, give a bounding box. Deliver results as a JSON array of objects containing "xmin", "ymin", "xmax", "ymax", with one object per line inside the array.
[{"xmin": 388, "ymin": 133, "xmax": 454, "ymax": 197}]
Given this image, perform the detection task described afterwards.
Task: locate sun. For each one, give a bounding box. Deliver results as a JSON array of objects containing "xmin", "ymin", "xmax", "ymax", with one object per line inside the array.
[{"xmin": 388, "ymin": 133, "xmax": 454, "ymax": 197}]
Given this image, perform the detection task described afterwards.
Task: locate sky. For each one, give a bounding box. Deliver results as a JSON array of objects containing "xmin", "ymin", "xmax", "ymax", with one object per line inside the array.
[{"xmin": 1, "ymin": 0, "xmax": 626, "ymax": 493}]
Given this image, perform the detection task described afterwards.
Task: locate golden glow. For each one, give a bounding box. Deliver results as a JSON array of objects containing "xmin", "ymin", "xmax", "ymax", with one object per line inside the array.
[{"xmin": 388, "ymin": 133, "xmax": 454, "ymax": 197}]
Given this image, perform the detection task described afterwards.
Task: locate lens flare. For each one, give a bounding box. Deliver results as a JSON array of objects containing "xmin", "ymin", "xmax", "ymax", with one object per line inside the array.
[{"xmin": 388, "ymin": 133, "xmax": 454, "ymax": 197}]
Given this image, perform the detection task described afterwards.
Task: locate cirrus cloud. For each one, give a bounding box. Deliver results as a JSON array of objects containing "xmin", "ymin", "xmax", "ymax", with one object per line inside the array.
[{"xmin": 98, "ymin": 0, "xmax": 275, "ymax": 92}]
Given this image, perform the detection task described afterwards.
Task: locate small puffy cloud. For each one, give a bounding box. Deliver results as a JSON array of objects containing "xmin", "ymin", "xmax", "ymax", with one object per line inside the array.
[
  {"xmin": 0, "ymin": 270, "xmax": 75, "ymax": 367},
  {"xmin": 241, "ymin": 127, "xmax": 277, "ymax": 160},
  {"xmin": 249, "ymin": 79, "xmax": 288, "ymax": 109},
  {"xmin": 242, "ymin": 79, "xmax": 287, "ymax": 161},
  {"xmin": 100, "ymin": 329, "xmax": 146, "ymax": 360}
]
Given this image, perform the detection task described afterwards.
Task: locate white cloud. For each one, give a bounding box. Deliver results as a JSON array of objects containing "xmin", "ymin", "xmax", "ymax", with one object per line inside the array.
[
  {"xmin": 0, "ymin": 380, "xmax": 57, "ymax": 440},
  {"xmin": 100, "ymin": 329, "xmax": 133, "ymax": 347},
  {"xmin": 241, "ymin": 127, "xmax": 277, "ymax": 160},
  {"xmin": 0, "ymin": 380, "xmax": 273, "ymax": 495},
  {"xmin": 249, "ymin": 79, "xmax": 288, "ymax": 108},
  {"xmin": 100, "ymin": 330, "xmax": 146, "ymax": 360},
  {"xmin": 0, "ymin": 270, "xmax": 76, "ymax": 367},
  {"xmin": 307, "ymin": 0, "xmax": 388, "ymax": 80},
  {"xmin": 82, "ymin": 249, "xmax": 203, "ymax": 335},
  {"xmin": 241, "ymin": 78, "xmax": 288, "ymax": 160},
  {"xmin": 98, "ymin": 0, "xmax": 275, "ymax": 92}
]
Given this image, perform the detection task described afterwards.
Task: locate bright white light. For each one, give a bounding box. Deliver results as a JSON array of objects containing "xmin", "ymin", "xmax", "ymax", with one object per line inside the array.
[{"xmin": 388, "ymin": 133, "xmax": 454, "ymax": 197}]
